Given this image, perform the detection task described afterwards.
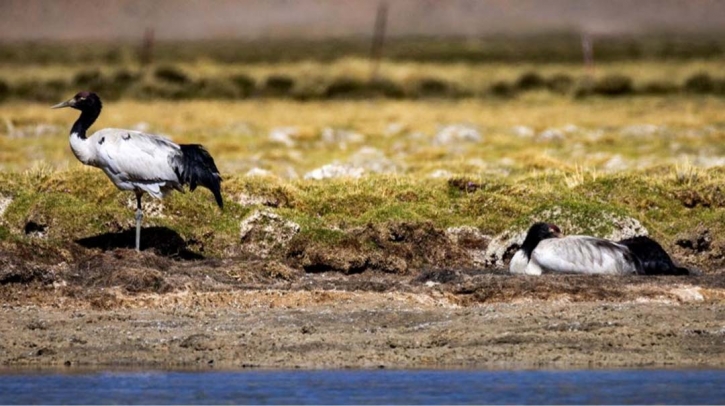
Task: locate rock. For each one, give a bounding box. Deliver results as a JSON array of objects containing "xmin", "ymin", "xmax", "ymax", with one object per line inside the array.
[
  {"xmin": 510, "ymin": 125, "xmax": 534, "ymax": 138},
  {"xmin": 7, "ymin": 123, "xmax": 62, "ymax": 138},
  {"xmin": 348, "ymin": 147, "xmax": 397, "ymax": 174},
  {"xmin": 240, "ymin": 210, "xmax": 301, "ymax": 258},
  {"xmin": 483, "ymin": 229, "xmax": 528, "ymax": 269},
  {"xmin": 268, "ymin": 127, "xmax": 297, "ymax": 147},
  {"xmin": 0, "ymin": 195, "xmax": 12, "ymax": 220},
  {"xmin": 433, "ymin": 124, "xmax": 482, "ymax": 145},
  {"xmin": 603, "ymin": 154, "xmax": 629, "ymax": 171},
  {"xmin": 602, "ymin": 215, "xmax": 649, "ymax": 241},
  {"xmin": 245, "ymin": 167, "xmax": 273, "ymax": 177},
  {"xmin": 670, "ymin": 286, "xmax": 704, "ymax": 302},
  {"xmin": 384, "ymin": 122, "xmax": 406, "ymax": 136},
  {"xmin": 445, "ymin": 226, "xmax": 491, "ymax": 266},
  {"xmin": 428, "ymin": 169, "xmax": 453, "ymax": 179},
  {"xmin": 620, "ymin": 124, "xmax": 663, "ymax": 137},
  {"xmin": 538, "ymin": 128, "xmax": 565, "ymax": 141},
  {"xmin": 320, "ymin": 127, "xmax": 364, "ymax": 145},
  {"xmin": 304, "ymin": 163, "xmax": 365, "ymax": 180}
]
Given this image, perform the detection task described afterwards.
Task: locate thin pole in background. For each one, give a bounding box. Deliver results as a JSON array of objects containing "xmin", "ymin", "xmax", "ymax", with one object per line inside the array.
[
  {"xmin": 140, "ymin": 27, "xmax": 155, "ymax": 66},
  {"xmin": 370, "ymin": 1, "xmax": 389, "ymax": 81},
  {"xmin": 581, "ymin": 32, "xmax": 595, "ymax": 87}
]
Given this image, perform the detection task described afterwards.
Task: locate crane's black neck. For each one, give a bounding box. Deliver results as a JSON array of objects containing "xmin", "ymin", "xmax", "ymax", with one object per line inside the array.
[
  {"xmin": 71, "ymin": 105, "xmax": 101, "ymax": 140},
  {"xmin": 520, "ymin": 235, "xmax": 540, "ymax": 260},
  {"xmin": 520, "ymin": 223, "xmax": 555, "ymax": 260}
]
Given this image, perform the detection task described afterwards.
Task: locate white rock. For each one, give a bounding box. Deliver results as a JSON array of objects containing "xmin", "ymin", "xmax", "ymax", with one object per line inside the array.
[
  {"xmin": 433, "ymin": 124, "xmax": 482, "ymax": 145},
  {"xmin": 603, "ymin": 214, "xmax": 648, "ymax": 241},
  {"xmin": 348, "ymin": 147, "xmax": 397, "ymax": 174},
  {"xmin": 245, "ymin": 167, "xmax": 273, "ymax": 177},
  {"xmin": 694, "ymin": 155, "xmax": 725, "ymax": 168},
  {"xmin": 239, "ymin": 210, "xmax": 301, "ymax": 258},
  {"xmin": 268, "ymin": 127, "xmax": 298, "ymax": 147},
  {"xmin": 603, "ymin": 154, "xmax": 629, "ymax": 171},
  {"xmin": 321, "ymin": 127, "xmax": 364, "ymax": 144},
  {"xmin": 0, "ymin": 195, "xmax": 12, "ymax": 219},
  {"xmin": 483, "ymin": 229, "xmax": 528, "ymax": 269},
  {"xmin": 304, "ymin": 163, "xmax": 365, "ymax": 180},
  {"xmin": 620, "ymin": 124, "xmax": 662, "ymax": 137},
  {"xmin": 384, "ymin": 122, "xmax": 406, "ymax": 136},
  {"xmin": 670, "ymin": 286, "xmax": 704, "ymax": 302},
  {"xmin": 510, "ymin": 125, "xmax": 534, "ymax": 138},
  {"xmin": 538, "ymin": 128, "xmax": 565, "ymax": 141},
  {"xmin": 428, "ymin": 169, "xmax": 453, "ymax": 179},
  {"xmin": 8, "ymin": 123, "xmax": 62, "ymax": 138}
]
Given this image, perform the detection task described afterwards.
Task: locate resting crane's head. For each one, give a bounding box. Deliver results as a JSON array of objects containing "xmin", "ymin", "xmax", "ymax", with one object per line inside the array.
[
  {"xmin": 520, "ymin": 222, "xmax": 563, "ymax": 258},
  {"xmin": 51, "ymin": 91, "xmax": 102, "ymax": 112}
]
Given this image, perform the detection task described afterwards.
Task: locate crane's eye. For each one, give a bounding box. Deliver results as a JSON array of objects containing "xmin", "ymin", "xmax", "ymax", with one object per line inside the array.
[{"xmin": 78, "ymin": 97, "xmax": 86, "ymax": 101}]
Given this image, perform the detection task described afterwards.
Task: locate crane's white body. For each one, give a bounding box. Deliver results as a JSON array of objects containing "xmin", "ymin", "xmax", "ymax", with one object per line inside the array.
[
  {"xmin": 510, "ymin": 235, "xmax": 640, "ymax": 275},
  {"xmin": 70, "ymin": 129, "xmax": 184, "ymax": 199}
]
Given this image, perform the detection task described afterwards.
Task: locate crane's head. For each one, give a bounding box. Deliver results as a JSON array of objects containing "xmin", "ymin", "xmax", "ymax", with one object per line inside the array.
[
  {"xmin": 520, "ymin": 222, "xmax": 563, "ymax": 258},
  {"xmin": 51, "ymin": 91, "xmax": 102, "ymax": 112}
]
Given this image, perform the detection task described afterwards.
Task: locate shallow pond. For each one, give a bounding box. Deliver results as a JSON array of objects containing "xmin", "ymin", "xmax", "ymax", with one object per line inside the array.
[{"xmin": 1, "ymin": 368, "xmax": 723, "ymax": 404}]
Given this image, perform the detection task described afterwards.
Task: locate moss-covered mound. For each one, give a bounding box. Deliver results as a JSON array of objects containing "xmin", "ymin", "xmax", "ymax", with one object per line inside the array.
[{"xmin": 0, "ymin": 167, "xmax": 723, "ymax": 276}]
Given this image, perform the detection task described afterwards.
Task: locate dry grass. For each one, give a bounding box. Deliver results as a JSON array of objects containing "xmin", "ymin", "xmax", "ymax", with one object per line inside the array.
[{"xmin": 3, "ymin": 96, "xmax": 725, "ymax": 174}]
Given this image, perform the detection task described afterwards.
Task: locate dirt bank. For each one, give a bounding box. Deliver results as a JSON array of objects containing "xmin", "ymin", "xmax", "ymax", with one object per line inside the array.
[{"xmin": 1, "ymin": 246, "xmax": 724, "ymax": 370}]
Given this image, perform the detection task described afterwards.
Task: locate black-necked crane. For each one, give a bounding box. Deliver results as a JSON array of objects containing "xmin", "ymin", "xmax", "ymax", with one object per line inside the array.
[
  {"xmin": 509, "ymin": 222, "xmax": 642, "ymax": 275},
  {"xmin": 52, "ymin": 91, "xmax": 223, "ymax": 251}
]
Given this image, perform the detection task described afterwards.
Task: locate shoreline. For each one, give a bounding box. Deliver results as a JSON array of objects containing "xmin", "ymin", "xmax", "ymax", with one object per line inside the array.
[{"xmin": 2, "ymin": 264, "xmax": 723, "ymax": 371}]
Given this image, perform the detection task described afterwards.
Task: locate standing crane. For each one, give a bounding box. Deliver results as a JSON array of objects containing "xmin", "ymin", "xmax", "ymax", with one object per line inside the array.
[{"xmin": 52, "ymin": 91, "xmax": 223, "ymax": 251}]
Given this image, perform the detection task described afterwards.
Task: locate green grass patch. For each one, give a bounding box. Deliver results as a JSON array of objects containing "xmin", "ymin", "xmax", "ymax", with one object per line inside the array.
[{"xmin": 1, "ymin": 166, "xmax": 724, "ymax": 257}]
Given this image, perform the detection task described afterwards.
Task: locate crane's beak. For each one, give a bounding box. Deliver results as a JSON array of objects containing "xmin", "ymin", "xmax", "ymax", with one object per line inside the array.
[{"xmin": 51, "ymin": 98, "xmax": 74, "ymax": 109}]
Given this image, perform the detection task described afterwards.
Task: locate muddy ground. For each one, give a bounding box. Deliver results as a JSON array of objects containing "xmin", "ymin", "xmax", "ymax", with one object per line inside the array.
[{"xmin": 1, "ymin": 238, "xmax": 725, "ymax": 371}]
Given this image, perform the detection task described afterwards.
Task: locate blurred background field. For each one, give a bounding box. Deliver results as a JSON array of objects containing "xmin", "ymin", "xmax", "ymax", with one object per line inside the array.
[{"xmin": 3, "ymin": 0, "xmax": 725, "ymax": 256}]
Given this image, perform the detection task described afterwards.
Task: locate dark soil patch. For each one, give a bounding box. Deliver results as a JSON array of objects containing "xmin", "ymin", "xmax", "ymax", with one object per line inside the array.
[
  {"xmin": 68, "ymin": 250, "xmax": 174, "ymax": 294},
  {"xmin": 287, "ymin": 222, "xmax": 471, "ymax": 275}
]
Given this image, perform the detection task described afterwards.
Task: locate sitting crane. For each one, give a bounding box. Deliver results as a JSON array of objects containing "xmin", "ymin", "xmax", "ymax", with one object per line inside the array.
[{"xmin": 52, "ymin": 91, "xmax": 223, "ymax": 251}]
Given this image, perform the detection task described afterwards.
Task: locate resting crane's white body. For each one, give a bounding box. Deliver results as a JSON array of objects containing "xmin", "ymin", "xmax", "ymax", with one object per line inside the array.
[{"xmin": 510, "ymin": 227, "xmax": 641, "ymax": 276}]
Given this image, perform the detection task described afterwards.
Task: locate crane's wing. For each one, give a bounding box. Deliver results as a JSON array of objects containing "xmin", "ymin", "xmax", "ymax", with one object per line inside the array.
[
  {"xmin": 91, "ymin": 129, "xmax": 181, "ymax": 184},
  {"xmin": 532, "ymin": 236, "xmax": 640, "ymax": 275}
]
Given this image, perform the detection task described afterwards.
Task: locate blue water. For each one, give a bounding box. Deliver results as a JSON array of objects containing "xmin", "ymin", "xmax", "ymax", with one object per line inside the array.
[{"xmin": 1, "ymin": 369, "xmax": 724, "ymax": 404}]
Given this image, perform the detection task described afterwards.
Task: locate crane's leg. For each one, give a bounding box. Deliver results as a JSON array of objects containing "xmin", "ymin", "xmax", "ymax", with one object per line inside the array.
[{"xmin": 135, "ymin": 192, "xmax": 143, "ymax": 251}]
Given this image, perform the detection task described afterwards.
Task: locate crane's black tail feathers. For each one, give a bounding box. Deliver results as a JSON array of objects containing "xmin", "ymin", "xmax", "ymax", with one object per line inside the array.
[
  {"xmin": 618, "ymin": 236, "xmax": 690, "ymax": 275},
  {"xmin": 178, "ymin": 144, "xmax": 223, "ymax": 209}
]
